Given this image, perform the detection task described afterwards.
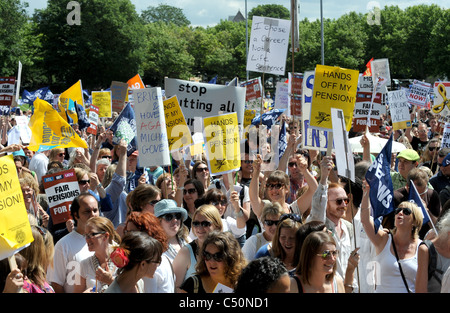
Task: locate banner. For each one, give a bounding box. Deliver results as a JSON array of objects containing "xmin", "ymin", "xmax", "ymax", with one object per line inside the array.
[
  {"xmin": 92, "ymin": 90, "xmax": 112, "ymax": 118},
  {"xmin": 164, "ymin": 78, "xmax": 245, "ymax": 133},
  {"xmin": 365, "ymin": 134, "xmax": 394, "ymax": 233},
  {"xmin": 288, "ymin": 72, "xmax": 303, "ymax": 117},
  {"xmin": 246, "ymin": 16, "xmax": 291, "ymax": 76},
  {"xmin": 133, "ymin": 87, "xmax": 170, "ymax": 167},
  {"xmin": 163, "ymin": 95, "xmax": 192, "ymax": 152},
  {"xmin": 388, "ymin": 89, "xmax": 412, "ymax": 130},
  {"xmin": 43, "ymin": 169, "xmax": 80, "ymax": 225},
  {"xmin": 310, "ymin": 65, "xmax": 359, "ymax": 131},
  {"xmin": 86, "ymin": 104, "xmax": 99, "ymax": 135},
  {"xmin": 301, "ymin": 70, "xmax": 329, "ymax": 151},
  {"xmin": 28, "ymin": 98, "xmax": 88, "ymax": 152},
  {"xmin": 0, "ymin": 155, "xmax": 33, "ymax": 260},
  {"xmin": 203, "ymin": 113, "xmax": 241, "ymax": 175},
  {"xmin": 0, "ymin": 77, "xmax": 16, "ymax": 106},
  {"xmin": 240, "ymin": 78, "xmax": 263, "ymax": 113},
  {"xmin": 110, "ymin": 81, "xmax": 129, "ymax": 113}
]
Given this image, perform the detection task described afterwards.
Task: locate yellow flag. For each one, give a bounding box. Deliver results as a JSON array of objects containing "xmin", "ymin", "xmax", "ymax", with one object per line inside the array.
[
  {"xmin": 0, "ymin": 155, "xmax": 34, "ymax": 260},
  {"xmin": 27, "ymin": 98, "xmax": 88, "ymax": 152},
  {"xmin": 203, "ymin": 113, "xmax": 241, "ymax": 175},
  {"xmin": 310, "ymin": 65, "xmax": 359, "ymax": 131},
  {"xmin": 58, "ymin": 80, "xmax": 84, "ymax": 123}
]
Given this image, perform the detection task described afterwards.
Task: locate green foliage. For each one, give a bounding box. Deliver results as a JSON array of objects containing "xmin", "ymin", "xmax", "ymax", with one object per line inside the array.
[
  {"xmin": 248, "ymin": 4, "xmax": 290, "ymax": 20},
  {"xmin": 141, "ymin": 4, "xmax": 190, "ymax": 26}
]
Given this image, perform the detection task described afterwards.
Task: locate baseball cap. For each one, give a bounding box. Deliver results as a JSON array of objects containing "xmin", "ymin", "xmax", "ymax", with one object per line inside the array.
[
  {"xmin": 396, "ymin": 149, "xmax": 420, "ymax": 162},
  {"xmin": 441, "ymin": 153, "xmax": 450, "ymax": 168}
]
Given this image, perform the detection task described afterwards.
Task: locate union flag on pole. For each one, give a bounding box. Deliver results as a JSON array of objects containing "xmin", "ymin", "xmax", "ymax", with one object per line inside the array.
[{"xmin": 363, "ymin": 58, "xmax": 374, "ymax": 77}]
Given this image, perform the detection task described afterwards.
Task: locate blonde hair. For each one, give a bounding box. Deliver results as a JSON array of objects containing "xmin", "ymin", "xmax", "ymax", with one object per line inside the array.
[
  {"xmin": 192, "ymin": 205, "xmax": 223, "ymax": 232},
  {"xmin": 393, "ymin": 201, "xmax": 423, "ymax": 239}
]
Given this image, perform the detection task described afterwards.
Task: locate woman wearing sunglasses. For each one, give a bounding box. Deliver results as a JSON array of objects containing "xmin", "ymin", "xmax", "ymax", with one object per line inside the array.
[
  {"xmin": 154, "ymin": 199, "xmax": 190, "ymax": 263},
  {"xmin": 249, "ymin": 153, "xmax": 317, "ymax": 222},
  {"xmin": 182, "ymin": 179, "xmax": 205, "ymax": 230},
  {"xmin": 242, "ymin": 202, "xmax": 284, "ymax": 261},
  {"xmin": 74, "ymin": 216, "xmax": 121, "ymax": 293},
  {"xmin": 291, "ymin": 231, "xmax": 345, "ymax": 293},
  {"xmin": 173, "ymin": 205, "xmax": 223, "ymax": 292},
  {"xmin": 179, "ymin": 231, "xmax": 246, "ymax": 293},
  {"xmin": 361, "ymin": 181, "xmax": 423, "ymax": 293},
  {"xmin": 191, "ymin": 160, "xmax": 211, "ymax": 192},
  {"xmin": 255, "ymin": 213, "xmax": 302, "ymax": 276},
  {"xmin": 419, "ymin": 138, "xmax": 440, "ymax": 173}
]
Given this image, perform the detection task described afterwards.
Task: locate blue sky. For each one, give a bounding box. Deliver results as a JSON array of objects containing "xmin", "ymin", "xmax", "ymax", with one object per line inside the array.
[{"xmin": 25, "ymin": 0, "xmax": 449, "ymax": 28}]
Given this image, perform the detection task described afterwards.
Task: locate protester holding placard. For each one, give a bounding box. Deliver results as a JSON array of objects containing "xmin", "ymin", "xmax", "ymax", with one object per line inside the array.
[{"xmin": 19, "ymin": 173, "xmax": 49, "ymax": 228}]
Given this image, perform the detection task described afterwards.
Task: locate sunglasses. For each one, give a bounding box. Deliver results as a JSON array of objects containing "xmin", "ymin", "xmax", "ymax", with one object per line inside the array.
[
  {"xmin": 196, "ymin": 167, "xmax": 209, "ymax": 172},
  {"xmin": 428, "ymin": 147, "xmax": 439, "ymax": 151},
  {"xmin": 330, "ymin": 198, "xmax": 349, "ymax": 206},
  {"xmin": 242, "ymin": 160, "xmax": 253, "ymax": 164},
  {"xmin": 101, "ymin": 155, "xmax": 112, "ymax": 159},
  {"xmin": 266, "ymin": 183, "xmax": 284, "ymax": 190},
  {"xmin": 395, "ymin": 207, "xmax": 412, "ymax": 216},
  {"xmin": 288, "ymin": 162, "xmax": 297, "ymax": 167},
  {"xmin": 183, "ymin": 188, "xmax": 197, "ymax": 195},
  {"xmin": 148, "ymin": 199, "xmax": 160, "ymax": 206},
  {"xmin": 192, "ymin": 220, "xmax": 212, "ymax": 228},
  {"xmin": 84, "ymin": 231, "xmax": 106, "ymax": 239},
  {"xmin": 280, "ymin": 213, "xmax": 302, "ymax": 223},
  {"xmin": 212, "ymin": 200, "xmax": 228, "ymax": 206},
  {"xmin": 162, "ymin": 212, "xmax": 182, "ymax": 222},
  {"xmin": 264, "ymin": 219, "xmax": 280, "ymax": 227},
  {"xmin": 203, "ymin": 251, "xmax": 224, "ymax": 262},
  {"xmin": 317, "ymin": 250, "xmax": 339, "ymax": 259},
  {"xmin": 79, "ymin": 179, "xmax": 90, "ymax": 185},
  {"xmin": 58, "ymin": 153, "xmax": 65, "ymax": 157}
]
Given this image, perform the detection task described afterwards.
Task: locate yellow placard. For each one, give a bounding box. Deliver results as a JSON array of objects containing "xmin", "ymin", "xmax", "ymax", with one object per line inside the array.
[
  {"xmin": 203, "ymin": 113, "xmax": 241, "ymax": 175},
  {"xmin": 163, "ymin": 96, "xmax": 192, "ymax": 152},
  {"xmin": 27, "ymin": 98, "xmax": 88, "ymax": 152},
  {"xmin": 310, "ymin": 65, "xmax": 359, "ymax": 131},
  {"xmin": 0, "ymin": 155, "xmax": 34, "ymax": 260},
  {"xmin": 92, "ymin": 91, "xmax": 112, "ymax": 118}
]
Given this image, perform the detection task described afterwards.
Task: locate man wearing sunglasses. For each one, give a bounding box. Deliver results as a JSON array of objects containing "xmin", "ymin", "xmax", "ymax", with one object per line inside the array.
[{"xmin": 307, "ymin": 156, "xmax": 355, "ymax": 285}]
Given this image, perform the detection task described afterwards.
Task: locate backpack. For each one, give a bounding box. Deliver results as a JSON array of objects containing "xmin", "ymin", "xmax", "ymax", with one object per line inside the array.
[{"xmin": 420, "ymin": 240, "xmax": 444, "ymax": 284}]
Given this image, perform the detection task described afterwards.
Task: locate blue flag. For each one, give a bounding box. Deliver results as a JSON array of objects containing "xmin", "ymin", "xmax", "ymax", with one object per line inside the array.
[
  {"xmin": 75, "ymin": 103, "xmax": 90, "ymax": 130},
  {"xmin": 251, "ymin": 109, "xmax": 285, "ymax": 129},
  {"xmin": 278, "ymin": 120, "xmax": 287, "ymax": 159},
  {"xmin": 109, "ymin": 102, "xmax": 137, "ymax": 156},
  {"xmin": 208, "ymin": 75, "xmax": 218, "ymax": 84},
  {"xmin": 365, "ymin": 133, "xmax": 394, "ymax": 233},
  {"xmin": 408, "ymin": 180, "xmax": 430, "ymax": 225},
  {"xmin": 22, "ymin": 87, "xmax": 53, "ymax": 105}
]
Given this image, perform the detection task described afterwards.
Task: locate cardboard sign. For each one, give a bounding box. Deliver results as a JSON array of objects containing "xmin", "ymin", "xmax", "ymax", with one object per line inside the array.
[
  {"xmin": 92, "ymin": 90, "xmax": 112, "ymax": 118},
  {"xmin": 388, "ymin": 90, "xmax": 412, "ymax": 130},
  {"xmin": 288, "ymin": 73, "xmax": 303, "ymax": 117},
  {"xmin": 0, "ymin": 155, "xmax": 33, "ymax": 260},
  {"xmin": 0, "ymin": 77, "xmax": 16, "ymax": 106},
  {"xmin": 133, "ymin": 87, "xmax": 170, "ymax": 167},
  {"xmin": 310, "ymin": 65, "xmax": 359, "ymax": 131},
  {"xmin": 86, "ymin": 104, "xmax": 99, "ymax": 135},
  {"xmin": 203, "ymin": 113, "xmax": 241, "ymax": 175},
  {"xmin": 331, "ymin": 108, "xmax": 355, "ymax": 182},
  {"xmin": 301, "ymin": 71, "xmax": 329, "ymax": 151},
  {"xmin": 110, "ymin": 81, "xmax": 129, "ymax": 113},
  {"xmin": 246, "ymin": 16, "xmax": 291, "ymax": 75},
  {"xmin": 163, "ymin": 95, "xmax": 192, "ymax": 152},
  {"xmin": 43, "ymin": 169, "xmax": 80, "ymax": 225},
  {"xmin": 164, "ymin": 78, "xmax": 245, "ymax": 133}
]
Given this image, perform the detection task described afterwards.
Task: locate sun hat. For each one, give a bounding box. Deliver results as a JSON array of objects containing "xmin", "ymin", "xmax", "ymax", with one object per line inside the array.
[
  {"xmin": 154, "ymin": 199, "xmax": 188, "ymax": 222},
  {"xmin": 396, "ymin": 149, "xmax": 420, "ymax": 162}
]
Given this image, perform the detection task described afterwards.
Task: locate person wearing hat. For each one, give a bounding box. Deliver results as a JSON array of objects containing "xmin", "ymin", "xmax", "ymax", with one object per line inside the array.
[
  {"xmin": 154, "ymin": 199, "xmax": 190, "ymax": 263},
  {"xmin": 390, "ymin": 149, "xmax": 421, "ymax": 190},
  {"xmin": 430, "ymin": 152, "xmax": 450, "ymax": 194}
]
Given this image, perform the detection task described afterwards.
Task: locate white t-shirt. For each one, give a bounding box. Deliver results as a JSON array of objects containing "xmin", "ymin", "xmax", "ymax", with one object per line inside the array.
[
  {"xmin": 242, "ymin": 232, "xmax": 270, "ymax": 261},
  {"xmin": 142, "ymin": 255, "xmax": 175, "ymax": 293},
  {"xmin": 47, "ymin": 230, "xmax": 94, "ymax": 293},
  {"xmin": 29, "ymin": 152, "xmax": 49, "ymax": 184}
]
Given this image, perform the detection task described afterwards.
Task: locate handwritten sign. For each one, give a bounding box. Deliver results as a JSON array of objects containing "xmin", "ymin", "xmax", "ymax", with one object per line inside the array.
[
  {"xmin": 388, "ymin": 90, "xmax": 412, "ymax": 130},
  {"xmin": 163, "ymin": 95, "xmax": 192, "ymax": 152},
  {"xmin": 134, "ymin": 87, "xmax": 170, "ymax": 167},
  {"xmin": 203, "ymin": 113, "xmax": 241, "ymax": 175},
  {"xmin": 246, "ymin": 16, "xmax": 291, "ymax": 76},
  {"xmin": 164, "ymin": 78, "xmax": 245, "ymax": 133},
  {"xmin": 92, "ymin": 90, "xmax": 112, "ymax": 118},
  {"xmin": 310, "ymin": 65, "xmax": 359, "ymax": 131},
  {"xmin": 43, "ymin": 169, "xmax": 80, "ymax": 224}
]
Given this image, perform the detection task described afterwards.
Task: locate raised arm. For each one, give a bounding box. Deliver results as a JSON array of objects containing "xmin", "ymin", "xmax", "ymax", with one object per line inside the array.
[
  {"xmin": 249, "ymin": 154, "xmax": 264, "ymax": 219},
  {"xmin": 293, "ymin": 153, "xmax": 318, "ymax": 215}
]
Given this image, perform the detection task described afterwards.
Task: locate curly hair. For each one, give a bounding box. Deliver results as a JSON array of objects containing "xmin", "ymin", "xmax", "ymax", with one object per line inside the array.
[
  {"xmin": 234, "ymin": 256, "xmax": 288, "ymax": 293},
  {"xmin": 195, "ymin": 231, "xmax": 247, "ymax": 288},
  {"xmin": 125, "ymin": 211, "xmax": 168, "ymax": 252}
]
